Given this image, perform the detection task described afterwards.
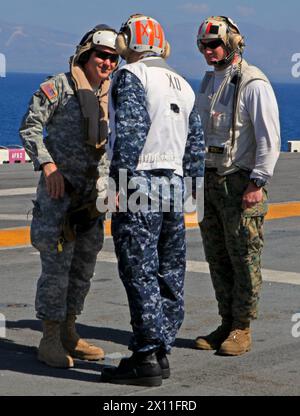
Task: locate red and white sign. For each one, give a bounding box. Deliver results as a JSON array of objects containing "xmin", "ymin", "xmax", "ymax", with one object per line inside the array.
[{"xmin": 8, "ymin": 149, "xmax": 26, "ymax": 163}]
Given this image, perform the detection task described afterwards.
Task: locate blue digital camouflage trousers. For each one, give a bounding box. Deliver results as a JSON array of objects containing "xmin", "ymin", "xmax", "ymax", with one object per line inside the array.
[
  {"xmin": 31, "ymin": 175, "xmax": 104, "ymax": 321},
  {"xmin": 200, "ymin": 169, "xmax": 268, "ymax": 323},
  {"xmin": 111, "ymin": 172, "xmax": 186, "ymax": 353}
]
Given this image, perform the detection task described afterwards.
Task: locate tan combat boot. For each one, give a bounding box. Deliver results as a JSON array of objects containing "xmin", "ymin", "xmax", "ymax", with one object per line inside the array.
[
  {"xmin": 195, "ymin": 320, "xmax": 232, "ymax": 350},
  {"xmin": 38, "ymin": 320, "xmax": 74, "ymax": 368},
  {"xmin": 60, "ymin": 314, "xmax": 104, "ymax": 361},
  {"xmin": 218, "ymin": 321, "xmax": 252, "ymax": 356}
]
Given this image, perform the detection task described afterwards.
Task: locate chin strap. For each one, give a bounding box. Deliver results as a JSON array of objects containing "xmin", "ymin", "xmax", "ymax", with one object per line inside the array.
[{"xmin": 213, "ymin": 49, "xmax": 240, "ymax": 68}]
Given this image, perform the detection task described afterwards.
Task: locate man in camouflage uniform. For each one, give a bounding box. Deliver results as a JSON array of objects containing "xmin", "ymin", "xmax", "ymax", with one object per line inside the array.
[
  {"xmin": 194, "ymin": 16, "xmax": 280, "ymax": 355},
  {"xmin": 101, "ymin": 14, "xmax": 205, "ymax": 387},
  {"xmin": 19, "ymin": 25, "xmax": 119, "ymax": 368}
]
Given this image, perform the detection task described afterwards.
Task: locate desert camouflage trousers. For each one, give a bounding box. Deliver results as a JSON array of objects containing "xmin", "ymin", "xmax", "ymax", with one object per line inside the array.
[
  {"xmin": 200, "ymin": 169, "xmax": 268, "ymax": 322},
  {"xmin": 31, "ymin": 175, "xmax": 104, "ymax": 321}
]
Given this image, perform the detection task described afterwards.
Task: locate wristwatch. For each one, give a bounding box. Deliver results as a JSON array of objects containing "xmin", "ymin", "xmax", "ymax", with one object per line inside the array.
[{"xmin": 250, "ymin": 178, "xmax": 267, "ymax": 188}]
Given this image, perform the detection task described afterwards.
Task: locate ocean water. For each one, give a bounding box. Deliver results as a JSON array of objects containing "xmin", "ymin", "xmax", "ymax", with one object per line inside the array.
[{"xmin": 0, "ymin": 73, "xmax": 300, "ymax": 151}]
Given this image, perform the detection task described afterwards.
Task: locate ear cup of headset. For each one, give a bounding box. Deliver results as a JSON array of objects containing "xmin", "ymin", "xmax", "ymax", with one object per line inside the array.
[
  {"xmin": 115, "ymin": 33, "xmax": 130, "ymax": 58},
  {"xmin": 161, "ymin": 41, "xmax": 171, "ymax": 59},
  {"xmin": 229, "ymin": 33, "xmax": 245, "ymax": 52}
]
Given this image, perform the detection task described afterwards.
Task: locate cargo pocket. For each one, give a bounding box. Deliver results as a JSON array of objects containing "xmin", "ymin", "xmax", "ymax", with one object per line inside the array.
[
  {"xmin": 30, "ymin": 199, "xmax": 62, "ymax": 252},
  {"xmin": 239, "ymin": 216, "xmax": 264, "ymax": 259},
  {"xmin": 31, "ymin": 200, "xmax": 44, "ymax": 250},
  {"xmin": 242, "ymin": 188, "xmax": 268, "ymax": 218}
]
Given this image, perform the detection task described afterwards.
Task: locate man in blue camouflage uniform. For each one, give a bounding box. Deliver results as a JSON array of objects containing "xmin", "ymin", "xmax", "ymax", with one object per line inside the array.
[
  {"xmin": 19, "ymin": 25, "xmax": 119, "ymax": 368},
  {"xmin": 101, "ymin": 14, "xmax": 205, "ymax": 386}
]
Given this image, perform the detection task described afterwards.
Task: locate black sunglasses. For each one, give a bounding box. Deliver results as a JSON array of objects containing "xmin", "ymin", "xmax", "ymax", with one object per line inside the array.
[
  {"xmin": 94, "ymin": 51, "xmax": 119, "ymax": 63},
  {"xmin": 200, "ymin": 39, "xmax": 224, "ymax": 50}
]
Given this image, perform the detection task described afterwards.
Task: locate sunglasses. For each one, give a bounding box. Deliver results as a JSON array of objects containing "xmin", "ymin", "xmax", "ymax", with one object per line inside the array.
[
  {"xmin": 200, "ymin": 39, "xmax": 224, "ymax": 50},
  {"xmin": 94, "ymin": 51, "xmax": 119, "ymax": 63}
]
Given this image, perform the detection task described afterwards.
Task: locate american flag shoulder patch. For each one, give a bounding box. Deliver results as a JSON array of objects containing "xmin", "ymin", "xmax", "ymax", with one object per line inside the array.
[{"xmin": 40, "ymin": 82, "xmax": 58, "ymax": 103}]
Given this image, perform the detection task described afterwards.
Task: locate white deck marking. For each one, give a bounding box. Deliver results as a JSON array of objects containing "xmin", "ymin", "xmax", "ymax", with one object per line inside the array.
[
  {"xmin": 0, "ymin": 188, "xmax": 36, "ymax": 196},
  {"xmin": 0, "ymin": 214, "xmax": 31, "ymax": 220},
  {"xmin": 96, "ymin": 252, "xmax": 300, "ymax": 285},
  {"xmin": 1, "ymin": 249, "xmax": 299, "ymax": 285}
]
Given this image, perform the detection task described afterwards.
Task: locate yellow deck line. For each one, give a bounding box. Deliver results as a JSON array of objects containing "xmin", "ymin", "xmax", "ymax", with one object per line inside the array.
[
  {"xmin": 266, "ymin": 201, "xmax": 300, "ymax": 220},
  {"xmin": 1, "ymin": 201, "xmax": 300, "ymax": 248},
  {"xmin": 0, "ymin": 227, "xmax": 31, "ymax": 247}
]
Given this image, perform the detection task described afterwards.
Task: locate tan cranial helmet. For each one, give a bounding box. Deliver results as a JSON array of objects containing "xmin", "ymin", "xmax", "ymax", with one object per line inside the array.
[
  {"xmin": 197, "ymin": 16, "xmax": 245, "ymax": 54},
  {"xmin": 116, "ymin": 14, "xmax": 171, "ymax": 60}
]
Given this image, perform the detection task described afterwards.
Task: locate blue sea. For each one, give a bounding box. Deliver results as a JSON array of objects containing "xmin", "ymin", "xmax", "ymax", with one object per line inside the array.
[{"xmin": 0, "ymin": 73, "xmax": 300, "ymax": 151}]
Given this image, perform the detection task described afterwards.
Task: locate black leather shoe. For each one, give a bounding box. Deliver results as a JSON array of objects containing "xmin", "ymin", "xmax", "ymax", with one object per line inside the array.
[
  {"xmin": 156, "ymin": 351, "xmax": 170, "ymax": 379},
  {"xmin": 101, "ymin": 352, "xmax": 162, "ymax": 386}
]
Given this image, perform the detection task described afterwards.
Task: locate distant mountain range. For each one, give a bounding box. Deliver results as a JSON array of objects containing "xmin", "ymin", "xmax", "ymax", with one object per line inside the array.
[
  {"xmin": 0, "ymin": 19, "xmax": 299, "ymax": 82},
  {"xmin": 0, "ymin": 20, "xmax": 77, "ymax": 74}
]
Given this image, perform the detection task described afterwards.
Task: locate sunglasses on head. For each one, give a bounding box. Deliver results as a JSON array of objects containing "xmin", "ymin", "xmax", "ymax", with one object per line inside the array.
[
  {"xmin": 200, "ymin": 39, "xmax": 224, "ymax": 50},
  {"xmin": 94, "ymin": 50, "xmax": 119, "ymax": 63}
]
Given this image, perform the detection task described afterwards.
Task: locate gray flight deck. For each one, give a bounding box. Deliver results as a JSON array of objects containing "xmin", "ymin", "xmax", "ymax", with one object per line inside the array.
[{"xmin": 0, "ymin": 153, "xmax": 299, "ymax": 396}]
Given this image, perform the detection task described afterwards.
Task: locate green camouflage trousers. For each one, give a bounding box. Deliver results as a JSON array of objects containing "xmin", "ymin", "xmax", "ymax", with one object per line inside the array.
[{"xmin": 200, "ymin": 169, "xmax": 268, "ymax": 322}]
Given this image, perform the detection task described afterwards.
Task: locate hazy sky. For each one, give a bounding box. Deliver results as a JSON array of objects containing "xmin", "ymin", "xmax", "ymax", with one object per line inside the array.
[{"xmin": 2, "ymin": 0, "xmax": 300, "ymax": 36}]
